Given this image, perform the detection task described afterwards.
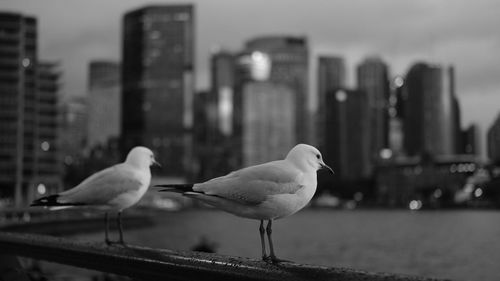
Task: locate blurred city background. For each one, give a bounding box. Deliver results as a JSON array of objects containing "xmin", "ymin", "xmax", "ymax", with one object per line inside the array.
[{"xmin": 1, "ymin": 1, "xmax": 500, "ymax": 281}]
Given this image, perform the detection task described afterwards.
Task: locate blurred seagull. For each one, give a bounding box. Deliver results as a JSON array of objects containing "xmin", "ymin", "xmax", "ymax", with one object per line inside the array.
[
  {"xmin": 156, "ymin": 144, "xmax": 333, "ymax": 263},
  {"xmin": 31, "ymin": 146, "xmax": 159, "ymax": 245}
]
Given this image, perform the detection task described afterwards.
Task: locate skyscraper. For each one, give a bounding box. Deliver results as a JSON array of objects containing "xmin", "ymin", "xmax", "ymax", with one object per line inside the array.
[
  {"xmin": 324, "ymin": 89, "xmax": 371, "ymax": 181},
  {"xmin": 211, "ymin": 50, "xmax": 236, "ymax": 137},
  {"xmin": 241, "ymin": 81, "xmax": 295, "ymax": 166},
  {"xmin": 317, "ymin": 56, "xmax": 345, "ymax": 152},
  {"xmin": 487, "ymin": 113, "xmax": 500, "ymax": 164},
  {"xmin": 357, "ymin": 57, "xmax": 390, "ymax": 161},
  {"xmin": 32, "ymin": 62, "xmax": 62, "ymax": 199},
  {"xmin": 462, "ymin": 124, "xmax": 478, "ymax": 156},
  {"xmin": 232, "ymin": 36, "xmax": 308, "ymax": 166},
  {"xmin": 451, "ymin": 94, "xmax": 462, "ymax": 154},
  {"xmin": 388, "ymin": 76, "xmax": 405, "ymax": 156},
  {"xmin": 87, "ymin": 61, "xmax": 121, "ymax": 149},
  {"xmin": 403, "ymin": 62, "xmax": 456, "ymax": 157},
  {"xmin": 59, "ymin": 96, "xmax": 87, "ymax": 168},
  {"xmin": 122, "ymin": 5, "xmax": 194, "ymax": 176},
  {"xmin": 0, "ymin": 12, "xmax": 38, "ymax": 205},
  {"xmin": 243, "ymin": 36, "xmax": 309, "ymax": 144}
]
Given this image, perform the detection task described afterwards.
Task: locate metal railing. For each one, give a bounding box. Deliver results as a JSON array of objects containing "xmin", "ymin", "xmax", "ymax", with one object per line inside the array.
[{"xmin": 0, "ymin": 231, "xmax": 450, "ymax": 281}]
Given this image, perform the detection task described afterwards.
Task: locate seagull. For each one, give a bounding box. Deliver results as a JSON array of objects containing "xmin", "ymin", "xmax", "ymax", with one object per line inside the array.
[
  {"xmin": 31, "ymin": 146, "xmax": 159, "ymax": 245},
  {"xmin": 156, "ymin": 144, "xmax": 333, "ymax": 263}
]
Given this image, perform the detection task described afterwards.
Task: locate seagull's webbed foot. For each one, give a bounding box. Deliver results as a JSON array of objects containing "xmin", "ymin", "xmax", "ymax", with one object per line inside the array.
[
  {"xmin": 105, "ymin": 239, "xmax": 112, "ymax": 246},
  {"xmin": 268, "ymin": 255, "xmax": 292, "ymax": 264}
]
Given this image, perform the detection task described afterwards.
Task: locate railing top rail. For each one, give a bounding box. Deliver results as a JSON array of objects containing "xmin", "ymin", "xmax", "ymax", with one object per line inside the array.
[{"xmin": 0, "ymin": 232, "xmax": 449, "ymax": 281}]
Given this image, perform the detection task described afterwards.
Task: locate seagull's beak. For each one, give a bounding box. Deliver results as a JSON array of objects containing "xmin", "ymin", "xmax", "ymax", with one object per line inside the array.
[
  {"xmin": 320, "ymin": 162, "xmax": 334, "ymax": 174},
  {"xmin": 152, "ymin": 158, "xmax": 161, "ymax": 167}
]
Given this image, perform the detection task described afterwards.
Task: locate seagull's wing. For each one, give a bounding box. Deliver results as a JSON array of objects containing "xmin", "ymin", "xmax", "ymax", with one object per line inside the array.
[
  {"xmin": 58, "ymin": 164, "xmax": 144, "ymax": 205},
  {"xmin": 194, "ymin": 160, "xmax": 304, "ymax": 205}
]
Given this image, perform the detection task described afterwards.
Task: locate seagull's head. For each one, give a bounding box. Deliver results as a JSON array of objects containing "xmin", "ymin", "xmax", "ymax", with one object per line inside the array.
[
  {"xmin": 126, "ymin": 146, "xmax": 160, "ymax": 169},
  {"xmin": 286, "ymin": 144, "xmax": 334, "ymax": 174}
]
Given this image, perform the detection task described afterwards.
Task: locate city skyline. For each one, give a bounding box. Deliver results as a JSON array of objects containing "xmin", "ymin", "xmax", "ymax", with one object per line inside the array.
[{"xmin": 1, "ymin": 0, "xmax": 500, "ymax": 159}]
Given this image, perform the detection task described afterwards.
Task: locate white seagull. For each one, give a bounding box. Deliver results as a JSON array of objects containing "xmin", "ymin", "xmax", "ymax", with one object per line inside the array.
[
  {"xmin": 31, "ymin": 146, "xmax": 159, "ymax": 245},
  {"xmin": 156, "ymin": 143, "xmax": 333, "ymax": 263}
]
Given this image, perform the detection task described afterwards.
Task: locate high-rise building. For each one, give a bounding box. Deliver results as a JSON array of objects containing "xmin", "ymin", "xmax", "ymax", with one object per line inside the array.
[
  {"xmin": 232, "ymin": 36, "xmax": 308, "ymax": 166},
  {"xmin": 357, "ymin": 57, "xmax": 390, "ymax": 161},
  {"xmin": 242, "ymin": 36, "xmax": 309, "ymax": 144},
  {"xmin": 324, "ymin": 88, "xmax": 371, "ymax": 181},
  {"xmin": 462, "ymin": 124, "xmax": 478, "ymax": 155},
  {"xmin": 317, "ymin": 56, "xmax": 345, "ymax": 151},
  {"xmin": 59, "ymin": 96, "xmax": 88, "ymax": 167},
  {"xmin": 403, "ymin": 63, "xmax": 456, "ymax": 157},
  {"xmin": 122, "ymin": 5, "xmax": 195, "ymax": 176},
  {"xmin": 32, "ymin": 62, "xmax": 62, "ymax": 200},
  {"xmin": 0, "ymin": 12, "xmax": 38, "ymax": 205},
  {"xmin": 87, "ymin": 61, "xmax": 121, "ymax": 149},
  {"xmin": 388, "ymin": 76, "xmax": 405, "ymax": 156},
  {"xmin": 241, "ymin": 81, "xmax": 295, "ymax": 166},
  {"xmin": 211, "ymin": 51, "xmax": 235, "ymax": 137},
  {"xmin": 487, "ymin": 113, "xmax": 500, "ymax": 164},
  {"xmin": 58, "ymin": 95, "xmax": 90, "ymax": 187},
  {"xmin": 451, "ymin": 95, "xmax": 462, "ymax": 154}
]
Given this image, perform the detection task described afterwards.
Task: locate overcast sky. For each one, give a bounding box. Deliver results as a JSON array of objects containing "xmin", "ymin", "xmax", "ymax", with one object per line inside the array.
[{"xmin": 2, "ymin": 0, "xmax": 500, "ymax": 158}]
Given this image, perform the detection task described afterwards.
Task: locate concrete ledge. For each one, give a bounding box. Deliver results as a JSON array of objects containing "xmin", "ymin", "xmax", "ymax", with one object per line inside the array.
[{"xmin": 0, "ymin": 232, "xmax": 449, "ymax": 281}]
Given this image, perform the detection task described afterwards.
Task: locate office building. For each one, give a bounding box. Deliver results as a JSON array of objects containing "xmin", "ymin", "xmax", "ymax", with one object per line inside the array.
[
  {"xmin": 403, "ymin": 63, "xmax": 457, "ymax": 157},
  {"xmin": 31, "ymin": 62, "xmax": 62, "ymax": 199},
  {"xmin": 211, "ymin": 50, "xmax": 236, "ymax": 137},
  {"xmin": 0, "ymin": 12, "xmax": 37, "ymax": 205},
  {"xmin": 87, "ymin": 60, "xmax": 121, "ymax": 149},
  {"xmin": 488, "ymin": 113, "xmax": 500, "ymax": 164},
  {"xmin": 357, "ymin": 57, "xmax": 390, "ymax": 161},
  {"xmin": 317, "ymin": 56, "xmax": 345, "ymax": 151},
  {"xmin": 324, "ymin": 88, "xmax": 371, "ymax": 181},
  {"xmin": 59, "ymin": 96, "xmax": 88, "ymax": 167},
  {"xmin": 122, "ymin": 5, "xmax": 195, "ymax": 176},
  {"xmin": 242, "ymin": 36, "xmax": 309, "ymax": 143},
  {"xmin": 462, "ymin": 124, "xmax": 478, "ymax": 155},
  {"xmin": 0, "ymin": 13, "xmax": 63, "ymax": 204},
  {"xmin": 232, "ymin": 36, "xmax": 308, "ymax": 166},
  {"xmin": 387, "ymin": 76, "xmax": 405, "ymax": 156},
  {"xmin": 241, "ymin": 81, "xmax": 295, "ymax": 166}
]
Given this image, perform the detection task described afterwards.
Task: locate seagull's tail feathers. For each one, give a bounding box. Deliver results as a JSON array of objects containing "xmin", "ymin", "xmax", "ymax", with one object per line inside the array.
[
  {"xmin": 155, "ymin": 183, "xmax": 195, "ymax": 193},
  {"xmin": 30, "ymin": 194, "xmax": 86, "ymax": 210}
]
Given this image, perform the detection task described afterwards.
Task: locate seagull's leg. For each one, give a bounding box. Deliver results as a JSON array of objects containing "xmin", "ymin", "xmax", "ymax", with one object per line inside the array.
[
  {"xmin": 259, "ymin": 220, "xmax": 268, "ymax": 260},
  {"xmin": 104, "ymin": 212, "xmax": 111, "ymax": 245},
  {"xmin": 117, "ymin": 211, "xmax": 125, "ymax": 245},
  {"xmin": 266, "ymin": 219, "xmax": 289, "ymax": 264}
]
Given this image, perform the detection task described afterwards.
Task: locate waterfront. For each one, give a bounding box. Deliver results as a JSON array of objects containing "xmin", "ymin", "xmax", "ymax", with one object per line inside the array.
[{"xmin": 66, "ymin": 209, "xmax": 500, "ymax": 281}]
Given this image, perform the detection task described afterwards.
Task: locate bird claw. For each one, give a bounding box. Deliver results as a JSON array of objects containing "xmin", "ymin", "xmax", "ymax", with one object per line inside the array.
[{"xmin": 267, "ymin": 256, "xmax": 291, "ymax": 264}]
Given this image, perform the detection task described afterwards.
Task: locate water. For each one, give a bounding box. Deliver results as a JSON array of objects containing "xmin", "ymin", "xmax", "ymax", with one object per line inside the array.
[{"xmin": 74, "ymin": 209, "xmax": 500, "ymax": 281}]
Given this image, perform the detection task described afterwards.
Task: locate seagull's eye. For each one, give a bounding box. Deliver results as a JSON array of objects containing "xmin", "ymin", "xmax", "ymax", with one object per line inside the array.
[{"xmin": 316, "ymin": 154, "xmax": 320, "ymax": 159}]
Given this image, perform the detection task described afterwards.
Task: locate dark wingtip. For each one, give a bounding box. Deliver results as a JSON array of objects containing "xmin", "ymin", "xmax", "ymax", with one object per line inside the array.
[
  {"xmin": 155, "ymin": 183, "xmax": 195, "ymax": 193},
  {"xmin": 30, "ymin": 195, "xmax": 58, "ymax": 207},
  {"xmin": 154, "ymin": 184, "xmax": 170, "ymax": 188}
]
